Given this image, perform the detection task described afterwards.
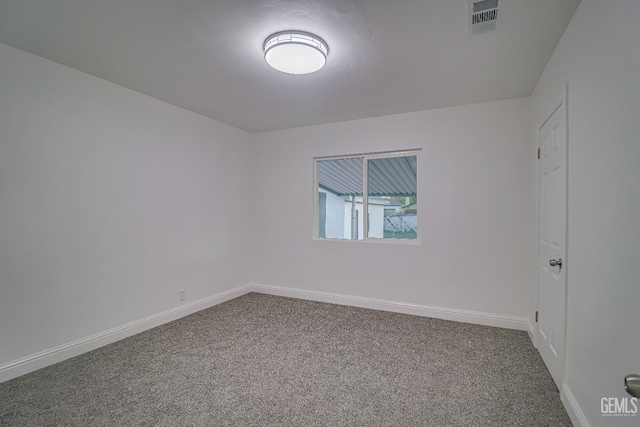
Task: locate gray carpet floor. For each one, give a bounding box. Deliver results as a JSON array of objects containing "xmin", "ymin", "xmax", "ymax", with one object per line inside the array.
[{"xmin": 0, "ymin": 293, "xmax": 571, "ymax": 426}]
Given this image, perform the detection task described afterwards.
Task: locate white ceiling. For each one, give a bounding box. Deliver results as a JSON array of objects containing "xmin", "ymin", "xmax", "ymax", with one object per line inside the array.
[{"xmin": 0, "ymin": 0, "xmax": 580, "ymax": 133}]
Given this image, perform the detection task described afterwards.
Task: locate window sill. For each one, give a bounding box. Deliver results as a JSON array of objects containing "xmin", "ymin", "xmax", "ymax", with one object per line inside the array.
[{"xmin": 313, "ymin": 237, "xmax": 422, "ymax": 246}]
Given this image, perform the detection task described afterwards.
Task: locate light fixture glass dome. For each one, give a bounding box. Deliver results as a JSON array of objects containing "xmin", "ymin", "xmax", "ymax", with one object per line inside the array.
[{"xmin": 264, "ymin": 31, "xmax": 328, "ymax": 75}]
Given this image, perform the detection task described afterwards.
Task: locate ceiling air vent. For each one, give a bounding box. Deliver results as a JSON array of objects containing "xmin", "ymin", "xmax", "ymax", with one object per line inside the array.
[{"xmin": 467, "ymin": 0, "xmax": 498, "ymax": 35}]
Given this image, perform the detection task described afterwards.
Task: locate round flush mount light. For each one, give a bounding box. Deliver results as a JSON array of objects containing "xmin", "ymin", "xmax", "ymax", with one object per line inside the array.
[{"xmin": 263, "ymin": 31, "xmax": 329, "ymax": 75}]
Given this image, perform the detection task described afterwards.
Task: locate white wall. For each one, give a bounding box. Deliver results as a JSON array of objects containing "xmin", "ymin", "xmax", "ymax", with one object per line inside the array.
[
  {"xmin": 531, "ymin": 1, "xmax": 640, "ymax": 425},
  {"xmin": 342, "ymin": 200, "xmax": 365, "ymax": 240},
  {"xmin": 0, "ymin": 43, "xmax": 251, "ymax": 366},
  {"xmin": 252, "ymin": 98, "xmax": 535, "ymax": 317},
  {"xmin": 341, "ymin": 200, "xmax": 384, "ymax": 240},
  {"xmin": 318, "ymin": 188, "xmax": 345, "ymax": 239},
  {"xmin": 366, "ymin": 203, "xmax": 384, "ymax": 239}
]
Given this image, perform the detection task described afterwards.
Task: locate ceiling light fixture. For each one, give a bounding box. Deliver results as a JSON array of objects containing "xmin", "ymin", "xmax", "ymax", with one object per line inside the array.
[{"xmin": 263, "ymin": 31, "xmax": 329, "ymax": 75}]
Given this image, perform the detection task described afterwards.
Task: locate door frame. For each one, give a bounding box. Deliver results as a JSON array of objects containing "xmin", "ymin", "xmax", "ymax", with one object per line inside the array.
[{"xmin": 534, "ymin": 84, "xmax": 569, "ymax": 387}]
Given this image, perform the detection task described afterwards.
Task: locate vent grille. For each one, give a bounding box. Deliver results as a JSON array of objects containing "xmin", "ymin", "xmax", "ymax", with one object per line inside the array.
[
  {"xmin": 468, "ymin": 0, "xmax": 499, "ymax": 35},
  {"xmin": 473, "ymin": 0, "xmax": 498, "ymax": 13}
]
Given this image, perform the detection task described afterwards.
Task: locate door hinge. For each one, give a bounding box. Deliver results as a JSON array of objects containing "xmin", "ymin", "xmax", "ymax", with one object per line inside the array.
[
  {"xmin": 537, "ymin": 148, "xmax": 541, "ymax": 159},
  {"xmin": 535, "ymin": 311, "xmax": 539, "ymax": 322}
]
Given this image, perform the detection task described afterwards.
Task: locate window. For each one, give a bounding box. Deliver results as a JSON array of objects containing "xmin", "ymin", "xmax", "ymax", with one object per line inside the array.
[{"xmin": 314, "ymin": 150, "xmax": 419, "ymax": 241}]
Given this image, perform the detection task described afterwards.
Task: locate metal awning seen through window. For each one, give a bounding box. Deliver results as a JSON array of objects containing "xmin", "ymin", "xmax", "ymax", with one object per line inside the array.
[{"xmin": 317, "ymin": 154, "xmax": 417, "ymax": 196}]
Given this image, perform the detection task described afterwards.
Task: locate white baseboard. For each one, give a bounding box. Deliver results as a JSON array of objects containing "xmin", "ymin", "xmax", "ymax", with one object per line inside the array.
[
  {"xmin": 1, "ymin": 282, "xmax": 531, "ymax": 384},
  {"xmin": 561, "ymin": 383, "xmax": 591, "ymax": 427},
  {"xmin": 249, "ymin": 283, "xmax": 529, "ymax": 331},
  {"xmin": 0, "ymin": 284, "xmax": 253, "ymax": 384},
  {"xmin": 526, "ymin": 319, "xmax": 536, "ymax": 346}
]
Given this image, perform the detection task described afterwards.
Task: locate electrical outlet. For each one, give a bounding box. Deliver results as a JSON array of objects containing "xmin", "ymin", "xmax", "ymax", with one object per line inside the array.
[{"xmin": 179, "ymin": 289, "xmax": 186, "ymax": 302}]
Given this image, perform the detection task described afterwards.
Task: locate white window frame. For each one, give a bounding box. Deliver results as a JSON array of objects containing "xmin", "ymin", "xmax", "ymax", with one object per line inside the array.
[{"xmin": 313, "ymin": 149, "xmax": 421, "ymax": 244}]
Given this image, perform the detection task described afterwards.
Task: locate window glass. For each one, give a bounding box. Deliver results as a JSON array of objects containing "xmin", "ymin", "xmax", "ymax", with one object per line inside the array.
[
  {"xmin": 316, "ymin": 151, "xmax": 418, "ymax": 242},
  {"xmin": 367, "ymin": 156, "xmax": 417, "ymax": 240},
  {"xmin": 317, "ymin": 157, "xmax": 363, "ymax": 240}
]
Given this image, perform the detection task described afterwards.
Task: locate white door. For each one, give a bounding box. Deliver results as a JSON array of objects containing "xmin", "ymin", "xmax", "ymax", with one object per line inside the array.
[{"xmin": 537, "ymin": 94, "xmax": 567, "ymax": 389}]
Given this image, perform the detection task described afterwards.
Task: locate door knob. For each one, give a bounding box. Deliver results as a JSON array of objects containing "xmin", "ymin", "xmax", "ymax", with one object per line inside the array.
[
  {"xmin": 626, "ymin": 374, "xmax": 640, "ymax": 398},
  {"xmin": 549, "ymin": 258, "xmax": 563, "ymax": 269}
]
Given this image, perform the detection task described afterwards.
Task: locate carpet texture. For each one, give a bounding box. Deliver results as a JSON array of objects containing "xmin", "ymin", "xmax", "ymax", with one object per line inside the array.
[{"xmin": 0, "ymin": 293, "xmax": 571, "ymax": 426}]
